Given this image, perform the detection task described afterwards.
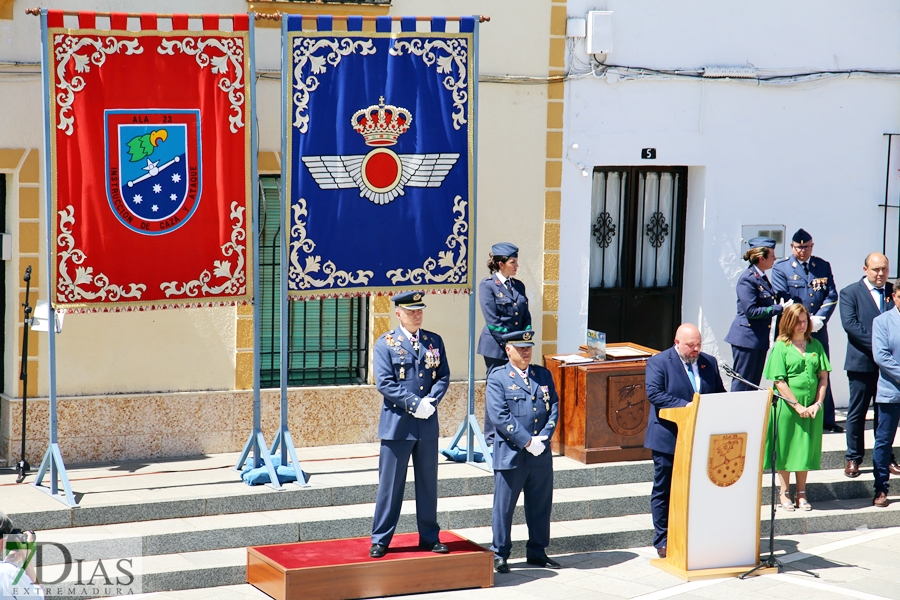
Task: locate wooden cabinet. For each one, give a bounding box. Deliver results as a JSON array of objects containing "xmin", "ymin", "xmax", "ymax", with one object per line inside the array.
[{"xmin": 544, "ymin": 343, "xmax": 659, "ymax": 464}]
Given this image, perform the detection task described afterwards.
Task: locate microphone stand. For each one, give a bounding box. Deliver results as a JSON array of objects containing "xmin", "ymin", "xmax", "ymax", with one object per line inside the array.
[
  {"xmin": 16, "ymin": 266, "xmax": 33, "ymax": 484},
  {"xmin": 723, "ymin": 365, "xmax": 818, "ymax": 579}
]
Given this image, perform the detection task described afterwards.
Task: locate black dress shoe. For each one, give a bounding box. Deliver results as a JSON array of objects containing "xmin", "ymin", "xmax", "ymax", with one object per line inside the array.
[
  {"xmin": 494, "ymin": 557, "xmax": 510, "ymax": 573},
  {"xmin": 657, "ymin": 546, "xmax": 667, "ymax": 558},
  {"xmin": 825, "ymin": 423, "xmax": 845, "ymax": 433},
  {"xmin": 526, "ymin": 555, "xmax": 562, "ymax": 569},
  {"xmin": 420, "ymin": 541, "xmax": 449, "ymax": 554},
  {"xmin": 369, "ymin": 543, "xmax": 387, "ymax": 558}
]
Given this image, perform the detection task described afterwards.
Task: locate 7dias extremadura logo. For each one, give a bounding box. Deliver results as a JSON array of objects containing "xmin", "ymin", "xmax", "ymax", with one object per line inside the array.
[{"xmin": 3, "ymin": 532, "xmax": 142, "ymax": 598}]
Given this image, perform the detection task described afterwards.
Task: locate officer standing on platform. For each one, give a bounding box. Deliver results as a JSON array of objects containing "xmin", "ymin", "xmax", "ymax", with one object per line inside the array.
[
  {"xmin": 369, "ymin": 291, "xmax": 451, "ymax": 559},
  {"xmin": 725, "ymin": 236, "xmax": 792, "ymax": 391},
  {"xmin": 771, "ymin": 229, "xmax": 843, "ymax": 433},
  {"xmin": 486, "ymin": 330, "xmax": 560, "ymax": 574}
]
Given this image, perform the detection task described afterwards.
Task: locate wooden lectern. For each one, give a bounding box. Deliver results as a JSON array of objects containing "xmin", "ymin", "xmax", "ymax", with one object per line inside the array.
[
  {"xmin": 544, "ymin": 343, "xmax": 658, "ymax": 464},
  {"xmin": 652, "ymin": 389, "xmax": 775, "ymax": 580}
]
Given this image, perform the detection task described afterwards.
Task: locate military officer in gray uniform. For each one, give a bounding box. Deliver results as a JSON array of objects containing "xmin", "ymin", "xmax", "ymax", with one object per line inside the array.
[
  {"xmin": 369, "ymin": 291, "xmax": 451, "ymax": 558},
  {"xmin": 487, "ymin": 330, "xmax": 560, "ymax": 573},
  {"xmin": 771, "ymin": 228, "xmax": 843, "ymax": 432}
]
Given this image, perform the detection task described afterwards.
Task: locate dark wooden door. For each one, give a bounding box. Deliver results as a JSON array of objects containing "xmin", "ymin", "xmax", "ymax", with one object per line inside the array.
[{"xmin": 587, "ymin": 167, "xmax": 687, "ymax": 350}]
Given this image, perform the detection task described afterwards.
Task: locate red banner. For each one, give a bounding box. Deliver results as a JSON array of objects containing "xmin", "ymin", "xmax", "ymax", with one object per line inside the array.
[{"xmin": 47, "ymin": 11, "xmax": 252, "ymax": 310}]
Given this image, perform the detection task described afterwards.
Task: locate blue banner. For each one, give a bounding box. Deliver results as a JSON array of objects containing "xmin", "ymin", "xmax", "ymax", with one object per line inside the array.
[{"xmin": 284, "ymin": 16, "xmax": 475, "ymax": 297}]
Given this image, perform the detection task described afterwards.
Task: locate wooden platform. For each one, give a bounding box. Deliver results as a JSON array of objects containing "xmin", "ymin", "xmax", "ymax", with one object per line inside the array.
[{"xmin": 247, "ymin": 531, "xmax": 494, "ymax": 600}]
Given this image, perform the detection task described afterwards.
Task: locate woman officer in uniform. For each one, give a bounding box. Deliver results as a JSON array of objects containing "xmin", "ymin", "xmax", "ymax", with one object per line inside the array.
[
  {"xmin": 725, "ymin": 236, "xmax": 793, "ymax": 392},
  {"xmin": 478, "ymin": 243, "xmax": 532, "ymax": 445},
  {"xmin": 478, "ymin": 243, "xmax": 532, "ymax": 370}
]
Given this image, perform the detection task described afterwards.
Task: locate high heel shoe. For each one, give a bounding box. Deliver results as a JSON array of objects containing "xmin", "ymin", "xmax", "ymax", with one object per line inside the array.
[{"xmin": 779, "ymin": 492, "xmax": 795, "ymax": 511}]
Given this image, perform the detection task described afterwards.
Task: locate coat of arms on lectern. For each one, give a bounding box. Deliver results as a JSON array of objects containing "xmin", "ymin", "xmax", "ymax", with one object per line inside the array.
[{"xmin": 707, "ymin": 433, "xmax": 747, "ymax": 487}]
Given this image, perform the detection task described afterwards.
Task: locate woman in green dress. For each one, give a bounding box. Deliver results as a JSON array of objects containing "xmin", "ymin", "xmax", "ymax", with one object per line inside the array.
[{"xmin": 763, "ymin": 303, "xmax": 830, "ymax": 511}]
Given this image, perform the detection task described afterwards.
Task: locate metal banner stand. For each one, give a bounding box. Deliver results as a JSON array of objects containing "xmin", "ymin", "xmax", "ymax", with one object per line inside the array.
[
  {"xmin": 264, "ymin": 13, "xmax": 307, "ymax": 486},
  {"xmin": 15, "ymin": 266, "xmax": 33, "ymax": 484},
  {"xmin": 443, "ymin": 19, "xmax": 492, "ymax": 473},
  {"xmin": 235, "ymin": 15, "xmax": 285, "ymax": 490},
  {"xmin": 32, "ymin": 8, "xmax": 76, "ymax": 507}
]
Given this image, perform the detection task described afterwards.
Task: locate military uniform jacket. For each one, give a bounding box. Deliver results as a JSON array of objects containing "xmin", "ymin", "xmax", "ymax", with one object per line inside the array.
[
  {"xmin": 724, "ymin": 266, "xmax": 783, "ymax": 350},
  {"xmin": 374, "ymin": 328, "xmax": 450, "ymax": 440},
  {"xmin": 771, "ymin": 255, "xmax": 837, "ymax": 345},
  {"xmin": 477, "ymin": 274, "xmax": 532, "ymax": 360},
  {"xmin": 486, "ymin": 363, "xmax": 558, "ymax": 470}
]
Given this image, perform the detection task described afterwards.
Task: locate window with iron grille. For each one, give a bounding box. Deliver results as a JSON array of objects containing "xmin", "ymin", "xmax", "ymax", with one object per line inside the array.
[{"xmin": 259, "ymin": 176, "xmax": 369, "ymax": 387}]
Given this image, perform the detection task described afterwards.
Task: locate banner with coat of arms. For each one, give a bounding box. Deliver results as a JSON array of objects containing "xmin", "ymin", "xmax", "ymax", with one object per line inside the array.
[
  {"xmin": 284, "ymin": 15, "xmax": 475, "ymax": 298},
  {"xmin": 46, "ymin": 11, "xmax": 252, "ymax": 310}
]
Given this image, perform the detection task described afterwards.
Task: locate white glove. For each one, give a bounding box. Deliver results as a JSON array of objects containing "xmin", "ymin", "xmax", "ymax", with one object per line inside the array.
[
  {"xmin": 527, "ymin": 435, "xmax": 548, "ymax": 456},
  {"xmin": 413, "ymin": 397, "xmax": 436, "ymax": 420},
  {"xmin": 810, "ymin": 315, "xmax": 825, "ymax": 333},
  {"xmin": 779, "ymin": 298, "xmax": 794, "ymax": 309}
]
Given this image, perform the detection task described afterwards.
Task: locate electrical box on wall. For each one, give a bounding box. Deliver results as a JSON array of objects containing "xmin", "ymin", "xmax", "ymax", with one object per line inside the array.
[
  {"xmin": 741, "ymin": 225, "xmax": 786, "ymax": 263},
  {"xmin": 566, "ymin": 17, "xmax": 586, "ymax": 38},
  {"xmin": 586, "ymin": 11, "xmax": 613, "ymax": 55}
]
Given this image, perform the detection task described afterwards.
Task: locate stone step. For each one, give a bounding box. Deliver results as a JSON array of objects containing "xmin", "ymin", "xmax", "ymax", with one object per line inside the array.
[
  {"xmin": 39, "ymin": 496, "xmax": 900, "ymax": 599},
  {"xmin": 30, "ymin": 465, "xmax": 888, "ymax": 567},
  {"xmin": 8, "ymin": 441, "xmax": 880, "ymax": 533}
]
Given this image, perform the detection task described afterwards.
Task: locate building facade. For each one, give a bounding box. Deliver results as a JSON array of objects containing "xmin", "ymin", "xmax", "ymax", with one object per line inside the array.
[{"xmin": 0, "ymin": 0, "xmax": 562, "ymax": 463}]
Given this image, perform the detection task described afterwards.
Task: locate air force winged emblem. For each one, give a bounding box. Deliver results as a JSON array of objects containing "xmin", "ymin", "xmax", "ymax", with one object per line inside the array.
[{"xmin": 302, "ymin": 97, "xmax": 459, "ymax": 206}]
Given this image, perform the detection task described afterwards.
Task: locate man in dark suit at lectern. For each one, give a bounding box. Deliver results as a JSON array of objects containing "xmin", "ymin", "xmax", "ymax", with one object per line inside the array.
[{"xmin": 644, "ymin": 323, "xmax": 726, "ymax": 559}]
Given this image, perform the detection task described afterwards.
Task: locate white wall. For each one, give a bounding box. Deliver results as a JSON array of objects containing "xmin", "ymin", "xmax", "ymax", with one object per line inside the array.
[{"xmin": 560, "ymin": 0, "xmax": 900, "ymax": 406}]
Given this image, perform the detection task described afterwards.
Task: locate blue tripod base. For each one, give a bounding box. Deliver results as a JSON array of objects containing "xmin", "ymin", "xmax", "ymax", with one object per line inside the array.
[
  {"xmin": 443, "ymin": 414, "xmax": 492, "ymax": 473},
  {"xmin": 235, "ymin": 429, "xmax": 285, "ymax": 491},
  {"xmin": 269, "ymin": 428, "xmax": 309, "ymax": 487},
  {"xmin": 33, "ymin": 442, "xmax": 77, "ymax": 507}
]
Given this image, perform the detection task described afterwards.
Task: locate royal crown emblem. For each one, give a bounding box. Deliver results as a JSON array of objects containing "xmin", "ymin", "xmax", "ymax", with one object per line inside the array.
[
  {"xmin": 302, "ymin": 97, "xmax": 460, "ymax": 206},
  {"xmin": 351, "ymin": 97, "xmax": 412, "ymax": 147}
]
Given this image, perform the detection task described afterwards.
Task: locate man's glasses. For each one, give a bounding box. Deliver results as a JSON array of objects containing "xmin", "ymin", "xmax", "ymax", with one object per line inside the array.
[{"xmin": 791, "ymin": 244, "xmax": 813, "ymax": 251}]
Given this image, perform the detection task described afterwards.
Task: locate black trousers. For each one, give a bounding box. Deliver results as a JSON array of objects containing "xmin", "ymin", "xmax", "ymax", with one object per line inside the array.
[
  {"xmin": 845, "ymin": 370, "xmax": 880, "ymax": 463},
  {"xmin": 650, "ymin": 451, "xmax": 674, "ymax": 549}
]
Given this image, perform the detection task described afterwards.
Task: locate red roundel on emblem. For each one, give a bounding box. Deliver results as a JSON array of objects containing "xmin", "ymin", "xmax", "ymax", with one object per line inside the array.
[{"xmin": 361, "ymin": 148, "xmax": 402, "ymax": 193}]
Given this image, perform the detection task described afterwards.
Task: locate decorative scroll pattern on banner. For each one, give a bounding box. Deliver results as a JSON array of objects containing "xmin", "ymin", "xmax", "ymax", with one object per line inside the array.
[
  {"xmin": 56, "ymin": 205, "xmax": 147, "ymax": 303},
  {"xmin": 46, "ymin": 11, "xmax": 252, "ymax": 310},
  {"xmin": 285, "ymin": 16, "xmax": 476, "ymax": 298}
]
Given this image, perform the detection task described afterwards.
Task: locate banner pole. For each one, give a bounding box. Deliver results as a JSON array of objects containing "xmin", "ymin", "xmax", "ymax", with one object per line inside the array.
[
  {"xmin": 235, "ymin": 14, "xmax": 282, "ymax": 490},
  {"xmin": 268, "ymin": 14, "xmax": 307, "ymax": 486},
  {"xmin": 443, "ymin": 17, "xmax": 492, "ymax": 472},
  {"xmin": 32, "ymin": 8, "xmax": 76, "ymax": 507}
]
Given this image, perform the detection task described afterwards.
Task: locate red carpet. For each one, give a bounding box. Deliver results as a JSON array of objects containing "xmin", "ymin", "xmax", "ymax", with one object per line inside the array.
[{"xmin": 252, "ymin": 531, "xmax": 486, "ymax": 569}]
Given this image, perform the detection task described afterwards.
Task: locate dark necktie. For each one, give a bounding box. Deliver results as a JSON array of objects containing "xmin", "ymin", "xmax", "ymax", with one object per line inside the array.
[
  {"xmin": 761, "ymin": 273, "xmax": 771, "ymax": 286},
  {"xmin": 505, "ymin": 279, "xmax": 513, "ymax": 294},
  {"xmin": 802, "ymin": 262, "xmax": 809, "ymax": 275},
  {"xmin": 877, "ymin": 288, "xmax": 885, "ymax": 312}
]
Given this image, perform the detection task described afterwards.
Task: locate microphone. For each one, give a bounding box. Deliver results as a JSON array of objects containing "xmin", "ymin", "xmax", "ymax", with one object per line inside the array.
[{"xmin": 722, "ymin": 363, "xmax": 738, "ymax": 378}]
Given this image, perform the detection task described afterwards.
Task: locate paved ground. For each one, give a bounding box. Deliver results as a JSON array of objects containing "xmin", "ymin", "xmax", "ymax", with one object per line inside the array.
[{"xmin": 120, "ymin": 526, "xmax": 900, "ymax": 600}]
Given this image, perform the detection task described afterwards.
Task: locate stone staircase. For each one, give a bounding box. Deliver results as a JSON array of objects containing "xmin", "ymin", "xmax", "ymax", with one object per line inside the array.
[{"xmin": 3, "ymin": 428, "xmax": 899, "ymax": 598}]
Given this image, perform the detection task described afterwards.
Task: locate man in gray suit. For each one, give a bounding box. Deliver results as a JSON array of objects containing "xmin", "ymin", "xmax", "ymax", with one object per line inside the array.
[{"xmin": 871, "ymin": 279, "xmax": 900, "ymax": 507}]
